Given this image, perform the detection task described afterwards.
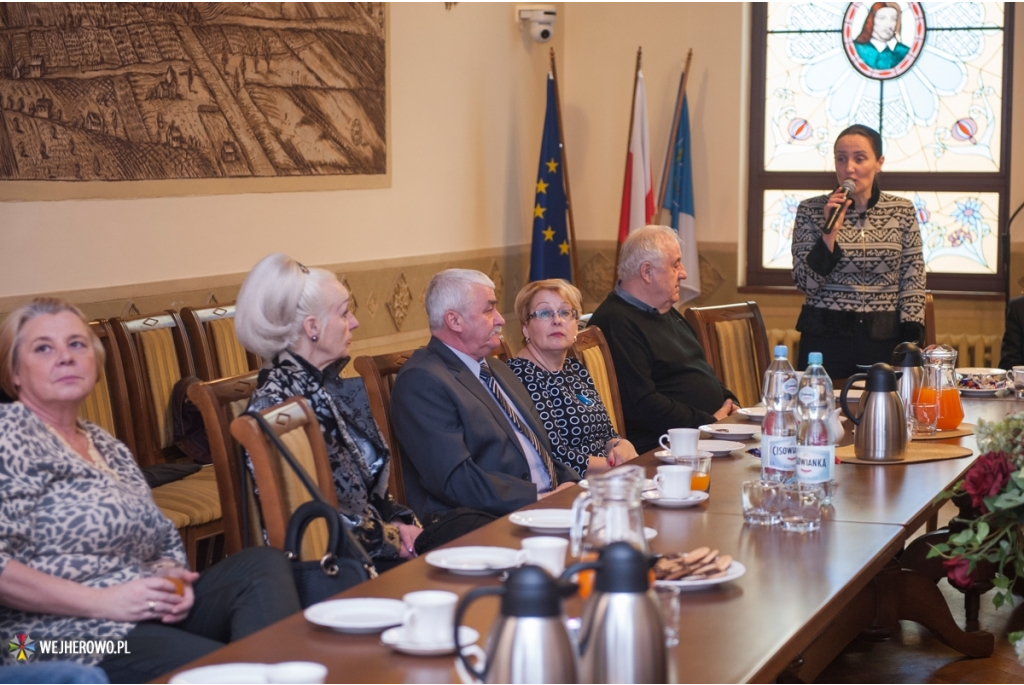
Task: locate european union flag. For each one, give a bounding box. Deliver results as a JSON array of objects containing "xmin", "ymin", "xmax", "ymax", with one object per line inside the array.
[{"xmin": 529, "ymin": 75, "xmax": 571, "ymax": 282}]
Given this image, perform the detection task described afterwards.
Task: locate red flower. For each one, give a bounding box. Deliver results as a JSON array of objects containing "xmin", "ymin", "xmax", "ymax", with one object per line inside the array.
[
  {"xmin": 962, "ymin": 451, "xmax": 1013, "ymax": 513},
  {"xmin": 944, "ymin": 556, "xmax": 974, "ymax": 590}
]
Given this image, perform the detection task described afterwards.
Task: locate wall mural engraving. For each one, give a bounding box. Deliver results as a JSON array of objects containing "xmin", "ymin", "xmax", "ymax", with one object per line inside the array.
[{"xmin": 0, "ymin": 2, "xmax": 386, "ymax": 192}]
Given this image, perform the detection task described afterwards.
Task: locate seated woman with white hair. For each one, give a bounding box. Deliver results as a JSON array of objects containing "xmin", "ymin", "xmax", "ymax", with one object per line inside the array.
[{"xmin": 235, "ymin": 254, "xmax": 421, "ymax": 568}]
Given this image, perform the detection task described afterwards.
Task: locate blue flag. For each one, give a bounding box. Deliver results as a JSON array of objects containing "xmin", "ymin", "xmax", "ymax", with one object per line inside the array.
[
  {"xmin": 529, "ymin": 75, "xmax": 572, "ymax": 282},
  {"xmin": 662, "ymin": 92, "xmax": 701, "ymax": 302}
]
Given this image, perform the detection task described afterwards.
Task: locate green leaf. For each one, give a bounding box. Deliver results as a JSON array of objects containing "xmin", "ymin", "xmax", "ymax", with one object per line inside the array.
[
  {"xmin": 927, "ymin": 543, "xmax": 950, "ymax": 557},
  {"xmin": 976, "ymin": 521, "xmax": 990, "ymax": 543},
  {"xmin": 1009, "ymin": 631, "xmax": 1024, "ymax": 645},
  {"xmin": 991, "ymin": 491, "xmax": 1024, "ymax": 509},
  {"xmin": 994, "ymin": 592, "xmax": 1005, "ymax": 609},
  {"xmin": 951, "ymin": 529, "xmax": 975, "ymax": 546},
  {"xmin": 993, "ymin": 576, "xmax": 1010, "ymax": 589}
]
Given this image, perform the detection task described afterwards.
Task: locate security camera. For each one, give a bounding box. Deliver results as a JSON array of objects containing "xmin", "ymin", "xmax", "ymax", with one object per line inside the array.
[{"xmin": 517, "ymin": 5, "xmax": 556, "ymax": 43}]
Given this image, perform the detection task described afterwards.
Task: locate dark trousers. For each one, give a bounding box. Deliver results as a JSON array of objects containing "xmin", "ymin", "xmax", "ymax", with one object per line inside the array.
[
  {"xmin": 99, "ymin": 547, "xmax": 300, "ymax": 684},
  {"xmin": 797, "ymin": 328, "xmax": 900, "ymax": 381}
]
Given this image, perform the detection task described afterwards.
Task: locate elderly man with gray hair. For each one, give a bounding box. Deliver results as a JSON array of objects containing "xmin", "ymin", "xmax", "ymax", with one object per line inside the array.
[
  {"xmin": 590, "ymin": 226, "xmax": 740, "ymax": 454},
  {"xmin": 391, "ymin": 269, "xmax": 579, "ymax": 544}
]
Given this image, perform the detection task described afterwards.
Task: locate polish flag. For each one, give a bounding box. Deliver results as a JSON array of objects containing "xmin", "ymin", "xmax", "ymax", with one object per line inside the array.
[{"xmin": 618, "ymin": 70, "xmax": 655, "ymax": 244}]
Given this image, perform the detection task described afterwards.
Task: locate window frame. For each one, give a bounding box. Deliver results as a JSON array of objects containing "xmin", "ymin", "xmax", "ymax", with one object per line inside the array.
[{"xmin": 745, "ymin": 3, "xmax": 1016, "ymax": 294}]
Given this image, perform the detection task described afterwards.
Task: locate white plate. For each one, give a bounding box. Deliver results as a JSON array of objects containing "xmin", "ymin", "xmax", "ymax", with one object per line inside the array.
[
  {"xmin": 956, "ymin": 367, "xmax": 1005, "ymax": 377},
  {"xmin": 655, "ymin": 449, "xmax": 714, "ymax": 463},
  {"xmin": 425, "ymin": 546, "xmax": 520, "ymax": 575},
  {"xmin": 642, "ymin": 491, "xmax": 708, "ymax": 508},
  {"xmin": 655, "ymin": 561, "xmax": 747, "ymax": 590},
  {"xmin": 698, "ymin": 424, "xmax": 758, "ymax": 441},
  {"xmin": 304, "ymin": 598, "xmax": 406, "ymax": 634},
  {"xmin": 737, "ymin": 407, "xmax": 767, "ymax": 422},
  {"xmin": 509, "ymin": 509, "xmax": 573, "ymax": 533},
  {"xmin": 580, "ymin": 478, "xmax": 657, "ymax": 492},
  {"xmin": 960, "ymin": 387, "xmax": 1000, "ymax": 397},
  {"xmin": 170, "ymin": 664, "xmax": 271, "ymax": 684},
  {"xmin": 698, "ymin": 439, "xmax": 745, "ymax": 457},
  {"xmin": 381, "ymin": 626, "xmax": 479, "ymax": 656}
]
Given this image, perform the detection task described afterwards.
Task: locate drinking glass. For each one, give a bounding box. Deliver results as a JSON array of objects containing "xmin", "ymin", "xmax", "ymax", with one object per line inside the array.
[
  {"xmin": 675, "ymin": 454, "xmax": 711, "ymax": 492},
  {"xmin": 910, "ymin": 364, "xmax": 940, "ymax": 438},
  {"xmin": 741, "ymin": 480, "xmax": 782, "ymax": 525},
  {"xmin": 654, "ymin": 585, "xmax": 681, "ymax": 647},
  {"xmin": 780, "ymin": 483, "xmax": 822, "ymax": 533},
  {"xmin": 1009, "ymin": 366, "xmax": 1024, "ymax": 399},
  {"xmin": 141, "ymin": 558, "xmax": 185, "ymax": 595}
]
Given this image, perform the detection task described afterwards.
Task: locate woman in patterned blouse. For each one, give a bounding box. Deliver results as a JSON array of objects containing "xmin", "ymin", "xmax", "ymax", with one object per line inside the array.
[
  {"xmin": 506, "ymin": 280, "xmax": 638, "ymax": 478},
  {"xmin": 235, "ymin": 253, "xmax": 421, "ymax": 566},
  {"xmin": 0, "ymin": 298, "xmax": 299, "ymax": 682}
]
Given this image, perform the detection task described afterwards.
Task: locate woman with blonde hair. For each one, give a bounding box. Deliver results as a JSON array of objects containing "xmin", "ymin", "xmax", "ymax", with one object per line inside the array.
[
  {"xmin": 505, "ymin": 279, "xmax": 637, "ymax": 478},
  {"xmin": 235, "ymin": 253, "xmax": 421, "ymax": 567},
  {"xmin": 0, "ymin": 298, "xmax": 299, "ymax": 682}
]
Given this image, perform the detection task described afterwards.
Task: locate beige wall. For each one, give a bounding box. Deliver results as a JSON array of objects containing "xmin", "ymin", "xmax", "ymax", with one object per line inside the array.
[
  {"xmin": 0, "ymin": 3, "xmax": 564, "ymax": 298},
  {"xmin": 3, "ymin": 2, "xmax": 1022, "ymax": 339}
]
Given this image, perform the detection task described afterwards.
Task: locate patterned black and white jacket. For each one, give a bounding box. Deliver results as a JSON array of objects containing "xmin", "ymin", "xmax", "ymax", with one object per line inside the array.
[
  {"xmin": 0, "ymin": 403, "xmax": 186, "ymax": 665},
  {"xmin": 247, "ymin": 352, "xmax": 414, "ymax": 561},
  {"xmin": 792, "ymin": 189, "xmax": 926, "ymax": 341}
]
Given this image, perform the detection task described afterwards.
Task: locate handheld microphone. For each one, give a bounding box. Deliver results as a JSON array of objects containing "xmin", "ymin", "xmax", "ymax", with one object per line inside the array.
[{"xmin": 823, "ymin": 179, "xmax": 857, "ymax": 235}]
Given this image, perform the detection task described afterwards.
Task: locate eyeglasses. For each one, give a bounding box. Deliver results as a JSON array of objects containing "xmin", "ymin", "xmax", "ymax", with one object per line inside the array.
[{"xmin": 528, "ymin": 308, "xmax": 579, "ymax": 322}]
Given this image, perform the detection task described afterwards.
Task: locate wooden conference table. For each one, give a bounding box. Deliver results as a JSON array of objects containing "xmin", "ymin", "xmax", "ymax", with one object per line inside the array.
[{"xmin": 161, "ymin": 397, "xmax": 1020, "ymax": 683}]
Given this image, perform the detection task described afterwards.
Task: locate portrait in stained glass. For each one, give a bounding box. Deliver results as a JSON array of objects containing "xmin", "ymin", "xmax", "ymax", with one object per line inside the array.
[{"xmin": 764, "ymin": 2, "xmax": 1005, "ymax": 173}]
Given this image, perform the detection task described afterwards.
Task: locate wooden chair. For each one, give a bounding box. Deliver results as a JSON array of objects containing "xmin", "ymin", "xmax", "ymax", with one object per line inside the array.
[
  {"xmin": 188, "ymin": 371, "xmax": 260, "ymax": 557},
  {"xmin": 495, "ymin": 334, "xmax": 513, "ymax": 361},
  {"xmin": 354, "ymin": 350, "xmax": 415, "ymax": 507},
  {"xmin": 231, "ymin": 397, "xmax": 338, "ymax": 561},
  {"xmin": 110, "ymin": 310, "xmax": 223, "ymax": 570},
  {"xmin": 80, "ymin": 320, "xmax": 136, "ymax": 456},
  {"xmin": 180, "ymin": 305, "xmax": 261, "ymax": 381},
  {"xmin": 684, "ymin": 301, "xmax": 771, "ymax": 408},
  {"xmin": 570, "ymin": 325, "xmax": 626, "ymax": 437},
  {"xmin": 924, "ymin": 290, "xmax": 936, "ymax": 347}
]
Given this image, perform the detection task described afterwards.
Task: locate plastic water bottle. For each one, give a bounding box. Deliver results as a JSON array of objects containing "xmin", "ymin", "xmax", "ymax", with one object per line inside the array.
[
  {"xmin": 761, "ymin": 345, "xmax": 798, "ymax": 483},
  {"xmin": 796, "ymin": 352, "xmax": 836, "ymax": 504}
]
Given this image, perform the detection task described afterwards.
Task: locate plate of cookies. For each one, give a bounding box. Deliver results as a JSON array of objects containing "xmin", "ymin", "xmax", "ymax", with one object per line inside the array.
[{"xmin": 652, "ymin": 546, "xmax": 746, "ymax": 590}]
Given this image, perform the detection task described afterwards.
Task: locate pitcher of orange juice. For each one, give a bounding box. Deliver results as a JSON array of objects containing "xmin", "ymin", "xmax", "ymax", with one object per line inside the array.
[{"xmin": 922, "ymin": 344, "xmax": 964, "ymax": 431}]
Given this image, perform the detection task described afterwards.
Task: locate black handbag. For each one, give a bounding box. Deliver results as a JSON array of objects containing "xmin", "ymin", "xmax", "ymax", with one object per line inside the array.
[{"xmin": 245, "ymin": 410, "xmax": 376, "ymax": 608}]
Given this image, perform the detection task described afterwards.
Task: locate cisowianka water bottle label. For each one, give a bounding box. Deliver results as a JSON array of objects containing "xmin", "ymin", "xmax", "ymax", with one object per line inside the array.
[
  {"xmin": 761, "ymin": 435, "xmax": 797, "ymax": 471},
  {"xmin": 796, "ymin": 445, "xmax": 835, "ymax": 483},
  {"xmin": 783, "ymin": 378, "xmax": 799, "ymax": 395}
]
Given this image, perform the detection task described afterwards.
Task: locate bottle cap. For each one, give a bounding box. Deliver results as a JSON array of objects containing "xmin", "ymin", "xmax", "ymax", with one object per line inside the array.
[
  {"xmin": 774, "ymin": 345, "xmax": 788, "ymax": 357},
  {"xmin": 808, "ymin": 352, "xmax": 823, "ymax": 365}
]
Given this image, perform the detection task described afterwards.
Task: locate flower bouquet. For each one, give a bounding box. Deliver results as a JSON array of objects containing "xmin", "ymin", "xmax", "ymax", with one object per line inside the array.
[{"xmin": 929, "ymin": 412, "xmax": 1024, "ymax": 656}]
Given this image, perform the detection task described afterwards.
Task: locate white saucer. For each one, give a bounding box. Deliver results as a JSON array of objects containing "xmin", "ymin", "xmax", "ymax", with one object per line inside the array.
[
  {"xmin": 654, "ymin": 449, "xmax": 714, "ymax": 463},
  {"xmin": 580, "ymin": 478, "xmax": 657, "ymax": 492},
  {"xmin": 698, "ymin": 439, "xmax": 744, "ymax": 457},
  {"xmin": 509, "ymin": 508, "xmax": 573, "ymax": 534},
  {"xmin": 642, "ymin": 491, "xmax": 709, "ymax": 508},
  {"xmin": 655, "ymin": 561, "xmax": 746, "ymax": 590},
  {"xmin": 381, "ymin": 626, "xmax": 480, "ymax": 656},
  {"xmin": 170, "ymin": 664, "xmax": 272, "ymax": 684},
  {"xmin": 737, "ymin": 407, "xmax": 766, "ymax": 422},
  {"xmin": 960, "ymin": 387, "xmax": 1001, "ymax": 397},
  {"xmin": 425, "ymin": 546, "xmax": 520, "ymax": 575},
  {"xmin": 304, "ymin": 598, "xmax": 405, "ymax": 634},
  {"xmin": 698, "ymin": 424, "xmax": 758, "ymax": 441}
]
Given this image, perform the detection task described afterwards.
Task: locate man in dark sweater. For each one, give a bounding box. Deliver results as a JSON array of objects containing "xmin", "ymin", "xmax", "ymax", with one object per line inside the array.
[{"xmin": 590, "ymin": 226, "xmax": 739, "ymax": 453}]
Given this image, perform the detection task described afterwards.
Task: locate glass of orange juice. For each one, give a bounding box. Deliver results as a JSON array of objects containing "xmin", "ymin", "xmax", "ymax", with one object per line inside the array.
[
  {"xmin": 141, "ymin": 559, "xmax": 186, "ymax": 595},
  {"xmin": 675, "ymin": 453, "xmax": 712, "ymax": 492}
]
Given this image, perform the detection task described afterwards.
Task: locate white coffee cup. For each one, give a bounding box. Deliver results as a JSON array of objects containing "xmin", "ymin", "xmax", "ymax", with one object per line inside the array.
[
  {"xmin": 659, "ymin": 428, "xmax": 699, "ymax": 457},
  {"xmin": 654, "ymin": 464, "xmax": 693, "ymax": 500},
  {"xmin": 402, "ymin": 590, "xmax": 458, "ymax": 645},
  {"xmin": 517, "ymin": 536, "xmax": 568, "ymax": 577}
]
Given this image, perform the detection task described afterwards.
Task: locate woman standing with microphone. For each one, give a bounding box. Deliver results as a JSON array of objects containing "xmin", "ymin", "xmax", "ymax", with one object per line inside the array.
[{"xmin": 791, "ymin": 124, "xmax": 926, "ymax": 379}]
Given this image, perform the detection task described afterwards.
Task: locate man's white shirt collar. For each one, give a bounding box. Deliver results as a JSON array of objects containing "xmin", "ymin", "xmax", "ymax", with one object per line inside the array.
[{"xmin": 870, "ymin": 37, "xmax": 899, "ymax": 52}]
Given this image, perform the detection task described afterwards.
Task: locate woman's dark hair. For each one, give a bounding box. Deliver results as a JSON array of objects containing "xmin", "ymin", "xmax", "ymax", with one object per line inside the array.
[{"xmin": 834, "ymin": 124, "xmax": 883, "ymax": 159}]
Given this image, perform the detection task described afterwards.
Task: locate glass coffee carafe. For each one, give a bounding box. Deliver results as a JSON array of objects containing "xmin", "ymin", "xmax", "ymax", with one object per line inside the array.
[
  {"xmin": 569, "ymin": 465, "xmax": 648, "ymax": 558},
  {"xmin": 922, "ymin": 344, "xmax": 964, "ymax": 431}
]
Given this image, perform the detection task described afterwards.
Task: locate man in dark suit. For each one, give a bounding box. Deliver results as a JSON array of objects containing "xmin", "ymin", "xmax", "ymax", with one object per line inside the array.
[
  {"xmin": 391, "ymin": 269, "xmax": 578, "ymax": 526},
  {"xmin": 998, "ymin": 295, "xmax": 1024, "ymax": 369}
]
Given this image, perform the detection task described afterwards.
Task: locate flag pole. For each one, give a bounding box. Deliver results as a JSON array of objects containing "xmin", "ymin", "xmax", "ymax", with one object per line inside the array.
[
  {"xmin": 615, "ymin": 46, "xmax": 644, "ymax": 270},
  {"xmin": 550, "ymin": 47, "xmax": 580, "ymax": 287},
  {"xmin": 656, "ymin": 49, "xmax": 693, "ymax": 220}
]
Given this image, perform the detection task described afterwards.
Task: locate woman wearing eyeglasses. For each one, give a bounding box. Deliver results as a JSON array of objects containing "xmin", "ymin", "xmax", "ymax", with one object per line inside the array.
[{"xmin": 506, "ymin": 280, "xmax": 638, "ymax": 478}]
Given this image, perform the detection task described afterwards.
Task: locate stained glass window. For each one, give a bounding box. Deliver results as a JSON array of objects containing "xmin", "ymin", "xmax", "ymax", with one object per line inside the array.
[{"xmin": 747, "ymin": 2, "xmax": 1013, "ymax": 291}]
